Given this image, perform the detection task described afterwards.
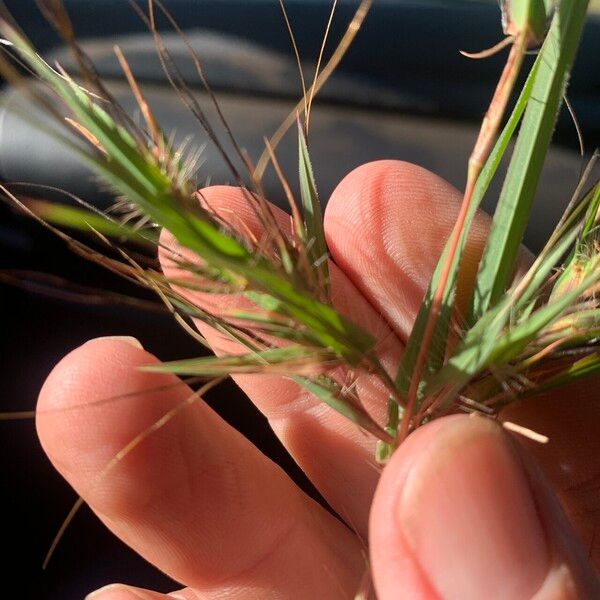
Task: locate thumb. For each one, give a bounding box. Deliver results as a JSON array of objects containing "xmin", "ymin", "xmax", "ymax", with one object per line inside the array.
[{"xmin": 369, "ymin": 415, "xmax": 599, "ymax": 599}]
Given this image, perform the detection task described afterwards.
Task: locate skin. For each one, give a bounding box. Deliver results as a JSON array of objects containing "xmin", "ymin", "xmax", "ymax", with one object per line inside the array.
[{"xmin": 37, "ymin": 162, "xmax": 600, "ymax": 599}]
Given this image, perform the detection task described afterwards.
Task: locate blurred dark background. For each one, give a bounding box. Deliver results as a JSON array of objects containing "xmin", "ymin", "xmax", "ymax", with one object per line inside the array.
[{"xmin": 1, "ymin": 1, "xmax": 599, "ymax": 597}]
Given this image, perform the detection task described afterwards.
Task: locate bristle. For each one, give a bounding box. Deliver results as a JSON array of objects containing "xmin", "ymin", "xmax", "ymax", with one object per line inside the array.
[
  {"xmin": 254, "ymin": 0, "xmax": 373, "ymax": 178},
  {"xmin": 305, "ymin": 0, "xmax": 338, "ymax": 132},
  {"xmin": 502, "ymin": 421, "xmax": 549, "ymax": 444}
]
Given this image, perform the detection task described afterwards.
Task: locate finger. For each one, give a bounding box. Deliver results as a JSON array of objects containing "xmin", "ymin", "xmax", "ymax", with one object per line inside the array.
[
  {"xmin": 86, "ymin": 583, "xmax": 198, "ymax": 600},
  {"xmin": 370, "ymin": 415, "xmax": 600, "ymax": 599},
  {"xmin": 38, "ymin": 337, "xmax": 363, "ymax": 598},
  {"xmin": 324, "ymin": 160, "xmax": 493, "ymax": 341},
  {"xmin": 502, "ymin": 381, "xmax": 600, "ymax": 569},
  {"xmin": 159, "ymin": 185, "xmax": 403, "ymax": 537},
  {"xmin": 86, "ymin": 583, "xmax": 171, "ymax": 600}
]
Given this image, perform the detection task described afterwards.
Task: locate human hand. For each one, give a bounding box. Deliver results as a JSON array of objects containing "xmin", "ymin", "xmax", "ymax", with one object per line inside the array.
[{"xmin": 37, "ymin": 162, "xmax": 600, "ymax": 599}]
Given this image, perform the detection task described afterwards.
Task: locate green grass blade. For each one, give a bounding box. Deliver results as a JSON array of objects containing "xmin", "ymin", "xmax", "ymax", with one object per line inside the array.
[
  {"xmin": 427, "ymin": 221, "xmax": 583, "ymax": 400},
  {"xmin": 490, "ymin": 258, "xmax": 600, "ymax": 363},
  {"xmin": 292, "ymin": 376, "xmax": 393, "ymax": 443},
  {"xmin": 580, "ymin": 182, "xmax": 600, "ymax": 240},
  {"xmin": 550, "ymin": 182, "xmax": 600, "ymax": 299},
  {"xmin": 298, "ymin": 123, "xmax": 329, "ymax": 298},
  {"xmin": 26, "ymin": 200, "xmax": 155, "ymax": 246},
  {"xmin": 151, "ymin": 346, "xmax": 393, "ymax": 441},
  {"xmin": 524, "ymin": 352, "xmax": 600, "ymax": 396},
  {"xmin": 142, "ymin": 346, "xmax": 332, "ymax": 376},
  {"xmin": 382, "ymin": 60, "xmax": 540, "ymax": 455},
  {"xmin": 469, "ymin": 0, "xmax": 590, "ymax": 321},
  {"xmin": 391, "ymin": 58, "xmax": 539, "ymax": 421}
]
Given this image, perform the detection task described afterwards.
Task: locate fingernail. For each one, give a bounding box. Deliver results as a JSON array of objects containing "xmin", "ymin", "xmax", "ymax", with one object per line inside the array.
[
  {"xmin": 398, "ymin": 418, "xmax": 549, "ymax": 599},
  {"xmin": 85, "ymin": 583, "xmax": 154, "ymax": 600},
  {"xmin": 92, "ymin": 336, "xmax": 144, "ymax": 350}
]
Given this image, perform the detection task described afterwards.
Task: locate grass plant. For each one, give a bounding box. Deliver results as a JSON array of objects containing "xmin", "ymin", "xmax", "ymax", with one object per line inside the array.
[{"xmin": 0, "ymin": 0, "xmax": 598, "ymax": 582}]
